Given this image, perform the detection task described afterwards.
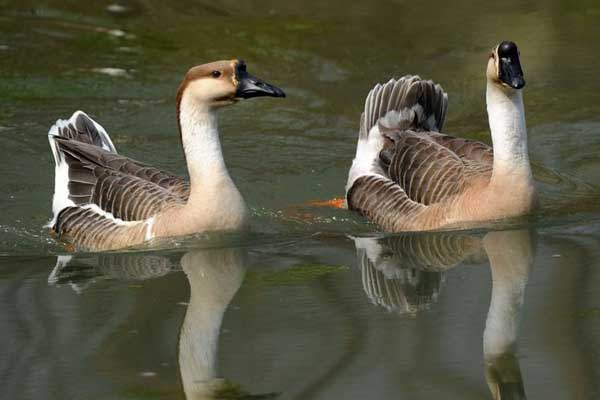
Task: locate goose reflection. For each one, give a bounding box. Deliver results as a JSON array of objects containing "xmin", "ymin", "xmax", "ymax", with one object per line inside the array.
[
  {"xmin": 48, "ymin": 248, "xmax": 275, "ymax": 400},
  {"xmin": 179, "ymin": 248, "xmax": 258, "ymax": 400},
  {"xmin": 483, "ymin": 230, "xmax": 533, "ymax": 400},
  {"xmin": 48, "ymin": 253, "xmax": 174, "ymax": 292},
  {"xmin": 353, "ymin": 233, "xmax": 484, "ymax": 313},
  {"xmin": 352, "ymin": 229, "xmax": 535, "ymax": 399}
]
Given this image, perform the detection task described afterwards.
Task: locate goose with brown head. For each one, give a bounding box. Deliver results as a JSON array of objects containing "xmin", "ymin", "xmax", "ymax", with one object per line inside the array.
[
  {"xmin": 47, "ymin": 59, "xmax": 285, "ymax": 251},
  {"xmin": 165, "ymin": 59, "xmax": 286, "ymax": 237}
]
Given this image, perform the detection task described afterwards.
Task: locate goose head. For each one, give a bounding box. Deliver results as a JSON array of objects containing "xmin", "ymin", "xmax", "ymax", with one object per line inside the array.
[
  {"xmin": 487, "ymin": 41, "xmax": 525, "ymax": 90},
  {"xmin": 177, "ymin": 59, "xmax": 285, "ymax": 111}
]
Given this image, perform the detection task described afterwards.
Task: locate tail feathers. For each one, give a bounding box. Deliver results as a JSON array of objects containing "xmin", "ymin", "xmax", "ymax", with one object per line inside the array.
[
  {"xmin": 47, "ymin": 111, "xmax": 114, "ymax": 228},
  {"xmin": 360, "ymin": 76, "xmax": 448, "ymax": 139},
  {"xmin": 48, "ymin": 111, "xmax": 116, "ymax": 157}
]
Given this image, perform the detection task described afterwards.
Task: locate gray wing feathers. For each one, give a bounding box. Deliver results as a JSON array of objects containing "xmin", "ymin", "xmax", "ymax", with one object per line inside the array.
[
  {"xmin": 347, "ymin": 131, "xmax": 484, "ymax": 231},
  {"xmin": 55, "ymin": 139, "xmax": 186, "ymax": 222},
  {"xmin": 54, "ymin": 207, "xmax": 147, "ymax": 250},
  {"xmin": 429, "ymin": 133, "xmax": 493, "ymax": 161},
  {"xmin": 92, "ymin": 172, "xmax": 183, "ymax": 221},
  {"xmin": 360, "ymin": 76, "xmax": 448, "ymax": 140},
  {"xmin": 347, "ymin": 175, "xmax": 425, "ymax": 231},
  {"xmin": 57, "ymin": 139, "xmax": 190, "ymax": 197},
  {"xmin": 48, "ymin": 111, "xmax": 192, "ymax": 249},
  {"xmin": 386, "ymin": 131, "xmax": 467, "ymax": 205}
]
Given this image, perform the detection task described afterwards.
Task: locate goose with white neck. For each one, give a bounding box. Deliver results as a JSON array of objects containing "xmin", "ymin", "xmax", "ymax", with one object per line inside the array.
[
  {"xmin": 346, "ymin": 41, "xmax": 537, "ymax": 231},
  {"xmin": 47, "ymin": 59, "xmax": 285, "ymax": 251}
]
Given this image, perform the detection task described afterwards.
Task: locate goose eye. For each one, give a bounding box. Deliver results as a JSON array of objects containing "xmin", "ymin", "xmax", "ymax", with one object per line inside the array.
[{"xmin": 211, "ymin": 70, "xmax": 221, "ymax": 78}]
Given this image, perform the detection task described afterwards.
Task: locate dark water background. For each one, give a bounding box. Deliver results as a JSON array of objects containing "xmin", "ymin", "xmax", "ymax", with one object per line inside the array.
[{"xmin": 2, "ymin": 0, "xmax": 600, "ymax": 399}]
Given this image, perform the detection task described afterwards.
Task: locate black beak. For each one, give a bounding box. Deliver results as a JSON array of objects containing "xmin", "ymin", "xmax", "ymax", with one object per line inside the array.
[
  {"xmin": 235, "ymin": 67, "xmax": 285, "ymax": 99},
  {"xmin": 499, "ymin": 57, "xmax": 525, "ymax": 89},
  {"xmin": 497, "ymin": 41, "xmax": 525, "ymax": 89}
]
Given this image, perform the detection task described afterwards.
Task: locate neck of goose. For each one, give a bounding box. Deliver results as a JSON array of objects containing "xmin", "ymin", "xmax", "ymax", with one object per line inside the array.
[
  {"xmin": 178, "ymin": 95, "xmax": 231, "ymax": 197},
  {"xmin": 487, "ymin": 82, "xmax": 532, "ymax": 186}
]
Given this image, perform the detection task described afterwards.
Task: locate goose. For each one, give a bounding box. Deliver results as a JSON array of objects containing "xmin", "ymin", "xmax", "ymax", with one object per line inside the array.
[
  {"xmin": 47, "ymin": 60, "xmax": 285, "ymax": 251},
  {"xmin": 346, "ymin": 41, "xmax": 537, "ymax": 231}
]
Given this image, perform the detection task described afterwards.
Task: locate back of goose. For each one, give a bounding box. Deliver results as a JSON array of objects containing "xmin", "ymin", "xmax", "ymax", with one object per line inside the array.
[{"xmin": 346, "ymin": 41, "xmax": 536, "ymax": 232}]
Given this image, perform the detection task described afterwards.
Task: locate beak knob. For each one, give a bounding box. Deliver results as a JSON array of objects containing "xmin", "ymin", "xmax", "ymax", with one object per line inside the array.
[{"xmin": 497, "ymin": 41, "xmax": 525, "ymax": 90}]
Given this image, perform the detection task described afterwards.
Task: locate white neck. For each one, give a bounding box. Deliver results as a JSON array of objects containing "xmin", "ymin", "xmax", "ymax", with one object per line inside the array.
[
  {"xmin": 178, "ymin": 95, "xmax": 231, "ymax": 191},
  {"xmin": 486, "ymin": 82, "xmax": 532, "ymax": 183}
]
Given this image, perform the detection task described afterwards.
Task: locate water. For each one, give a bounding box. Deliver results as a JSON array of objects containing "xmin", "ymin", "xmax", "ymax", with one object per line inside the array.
[{"xmin": 2, "ymin": 0, "xmax": 600, "ymax": 398}]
